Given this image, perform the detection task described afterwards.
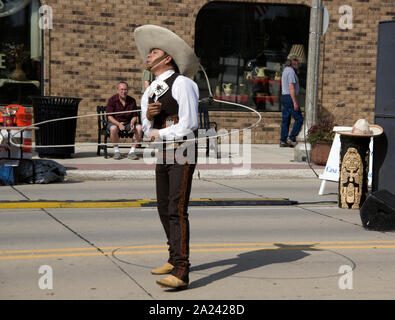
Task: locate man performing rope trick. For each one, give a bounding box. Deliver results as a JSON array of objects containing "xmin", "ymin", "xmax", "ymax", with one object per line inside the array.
[{"xmin": 134, "ymin": 24, "xmax": 200, "ymax": 290}]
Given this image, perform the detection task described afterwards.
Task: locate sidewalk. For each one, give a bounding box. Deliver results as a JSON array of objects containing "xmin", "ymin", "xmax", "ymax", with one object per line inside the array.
[{"xmin": 32, "ymin": 143, "xmax": 325, "ymax": 180}]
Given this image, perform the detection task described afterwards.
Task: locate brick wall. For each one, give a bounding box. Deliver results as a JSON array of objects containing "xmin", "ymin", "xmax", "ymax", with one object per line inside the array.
[
  {"xmin": 40, "ymin": 0, "xmax": 395, "ymax": 144},
  {"xmin": 319, "ymin": 0, "xmax": 395, "ymax": 128}
]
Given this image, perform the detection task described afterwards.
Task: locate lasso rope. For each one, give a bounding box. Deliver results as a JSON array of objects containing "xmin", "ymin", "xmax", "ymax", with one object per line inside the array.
[{"xmin": 6, "ymin": 64, "xmax": 262, "ymax": 149}]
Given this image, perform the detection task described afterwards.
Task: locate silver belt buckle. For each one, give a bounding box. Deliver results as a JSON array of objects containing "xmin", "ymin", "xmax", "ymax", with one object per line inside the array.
[{"xmin": 165, "ymin": 118, "xmax": 175, "ymax": 127}]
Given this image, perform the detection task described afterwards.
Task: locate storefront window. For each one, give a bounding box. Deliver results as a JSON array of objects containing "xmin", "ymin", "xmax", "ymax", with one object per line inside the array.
[
  {"xmin": 195, "ymin": 2, "xmax": 310, "ymax": 111},
  {"xmin": 0, "ymin": 0, "xmax": 42, "ymax": 106}
]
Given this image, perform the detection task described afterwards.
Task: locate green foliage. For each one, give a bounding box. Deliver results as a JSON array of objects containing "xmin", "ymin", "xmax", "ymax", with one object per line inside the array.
[{"xmin": 307, "ymin": 120, "xmax": 335, "ymax": 144}]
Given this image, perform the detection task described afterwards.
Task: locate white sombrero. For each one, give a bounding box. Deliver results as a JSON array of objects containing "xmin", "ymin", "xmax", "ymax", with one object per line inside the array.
[
  {"xmin": 338, "ymin": 119, "xmax": 383, "ymax": 137},
  {"xmin": 134, "ymin": 24, "xmax": 199, "ymax": 79}
]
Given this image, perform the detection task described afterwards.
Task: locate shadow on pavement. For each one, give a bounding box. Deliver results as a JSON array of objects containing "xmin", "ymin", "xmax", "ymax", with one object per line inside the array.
[{"xmin": 189, "ymin": 243, "xmax": 320, "ymax": 289}]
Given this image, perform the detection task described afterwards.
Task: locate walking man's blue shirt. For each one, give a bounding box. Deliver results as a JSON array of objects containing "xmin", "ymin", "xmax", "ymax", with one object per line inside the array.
[{"xmin": 281, "ymin": 66, "xmax": 299, "ymax": 95}]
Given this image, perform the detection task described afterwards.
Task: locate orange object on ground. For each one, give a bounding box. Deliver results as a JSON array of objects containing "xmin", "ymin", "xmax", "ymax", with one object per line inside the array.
[
  {"xmin": 0, "ymin": 105, "xmax": 33, "ymax": 156},
  {"xmin": 4, "ymin": 105, "xmax": 33, "ymax": 127}
]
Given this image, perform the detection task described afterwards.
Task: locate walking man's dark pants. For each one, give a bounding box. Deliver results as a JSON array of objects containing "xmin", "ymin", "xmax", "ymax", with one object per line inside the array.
[{"xmin": 280, "ymin": 94, "xmax": 303, "ymax": 143}]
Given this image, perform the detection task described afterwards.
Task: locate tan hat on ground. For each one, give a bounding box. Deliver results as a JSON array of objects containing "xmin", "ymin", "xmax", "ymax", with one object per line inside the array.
[
  {"xmin": 134, "ymin": 24, "xmax": 199, "ymax": 79},
  {"xmin": 338, "ymin": 119, "xmax": 383, "ymax": 137}
]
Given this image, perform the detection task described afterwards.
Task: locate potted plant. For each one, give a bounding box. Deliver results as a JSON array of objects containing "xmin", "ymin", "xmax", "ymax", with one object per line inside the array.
[
  {"xmin": 307, "ymin": 119, "xmax": 335, "ymax": 165},
  {"xmin": 5, "ymin": 43, "xmax": 30, "ymax": 81}
]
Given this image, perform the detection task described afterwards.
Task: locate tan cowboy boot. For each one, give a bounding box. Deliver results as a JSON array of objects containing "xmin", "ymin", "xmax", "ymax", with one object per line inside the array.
[
  {"xmin": 156, "ymin": 275, "xmax": 188, "ymax": 290},
  {"xmin": 151, "ymin": 262, "xmax": 174, "ymax": 275}
]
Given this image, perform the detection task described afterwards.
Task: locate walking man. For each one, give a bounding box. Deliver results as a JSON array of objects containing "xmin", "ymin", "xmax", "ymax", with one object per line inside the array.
[{"xmin": 280, "ymin": 54, "xmax": 304, "ymax": 147}]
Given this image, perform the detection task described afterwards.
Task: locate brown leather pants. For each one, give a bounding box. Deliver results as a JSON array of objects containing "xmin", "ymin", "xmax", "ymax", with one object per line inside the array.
[{"xmin": 155, "ymin": 161, "xmax": 196, "ymax": 283}]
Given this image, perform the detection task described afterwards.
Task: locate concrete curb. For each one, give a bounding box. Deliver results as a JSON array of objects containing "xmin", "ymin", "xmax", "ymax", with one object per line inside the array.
[
  {"xmin": 65, "ymin": 168, "xmax": 322, "ymax": 180},
  {"xmin": 0, "ymin": 198, "xmax": 298, "ymax": 209}
]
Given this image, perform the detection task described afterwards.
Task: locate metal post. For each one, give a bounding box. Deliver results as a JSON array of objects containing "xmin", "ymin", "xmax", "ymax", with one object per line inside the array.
[
  {"xmin": 294, "ymin": 0, "xmax": 323, "ymax": 161},
  {"xmin": 306, "ymin": 0, "xmax": 323, "ymax": 127}
]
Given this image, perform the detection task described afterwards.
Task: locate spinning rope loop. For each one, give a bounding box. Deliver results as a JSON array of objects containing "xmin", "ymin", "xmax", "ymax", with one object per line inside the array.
[{"xmin": 8, "ymin": 64, "xmax": 262, "ymax": 149}]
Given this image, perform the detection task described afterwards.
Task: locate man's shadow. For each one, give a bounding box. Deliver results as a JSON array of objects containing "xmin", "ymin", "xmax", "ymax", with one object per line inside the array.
[{"xmin": 189, "ymin": 243, "xmax": 320, "ymax": 289}]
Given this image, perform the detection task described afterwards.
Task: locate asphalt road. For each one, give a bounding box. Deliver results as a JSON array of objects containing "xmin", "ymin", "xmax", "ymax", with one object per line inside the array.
[{"xmin": 1, "ymin": 178, "xmax": 395, "ymax": 300}]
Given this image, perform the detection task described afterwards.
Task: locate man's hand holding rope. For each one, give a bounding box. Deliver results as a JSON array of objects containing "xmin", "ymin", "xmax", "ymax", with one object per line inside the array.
[{"xmin": 146, "ymin": 102, "xmax": 162, "ymax": 121}]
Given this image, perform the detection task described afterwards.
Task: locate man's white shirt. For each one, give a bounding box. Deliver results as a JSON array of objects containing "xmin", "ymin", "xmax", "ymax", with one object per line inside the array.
[{"xmin": 141, "ymin": 70, "xmax": 199, "ymax": 140}]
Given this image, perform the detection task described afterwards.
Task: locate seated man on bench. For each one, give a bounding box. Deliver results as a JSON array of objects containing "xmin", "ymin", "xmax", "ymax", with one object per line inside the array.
[{"xmin": 106, "ymin": 81, "xmax": 143, "ymax": 160}]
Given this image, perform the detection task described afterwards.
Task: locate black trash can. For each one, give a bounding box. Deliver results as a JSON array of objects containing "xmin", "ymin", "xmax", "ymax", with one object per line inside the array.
[{"xmin": 30, "ymin": 96, "xmax": 82, "ymax": 158}]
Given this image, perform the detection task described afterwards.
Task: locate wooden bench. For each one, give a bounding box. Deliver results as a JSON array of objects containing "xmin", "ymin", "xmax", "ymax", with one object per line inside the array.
[
  {"xmin": 97, "ymin": 105, "xmax": 217, "ymax": 158},
  {"xmin": 198, "ymin": 105, "xmax": 218, "ymax": 156}
]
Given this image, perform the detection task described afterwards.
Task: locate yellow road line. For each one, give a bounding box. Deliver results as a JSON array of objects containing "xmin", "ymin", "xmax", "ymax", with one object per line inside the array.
[
  {"xmin": 3, "ymin": 240, "xmax": 395, "ymax": 255},
  {"xmin": 1, "ymin": 245, "xmax": 395, "ymax": 261},
  {"xmin": 0, "ymin": 244, "xmax": 169, "ymax": 255},
  {"xmin": 2, "ymin": 241, "xmax": 395, "ymax": 261}
]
